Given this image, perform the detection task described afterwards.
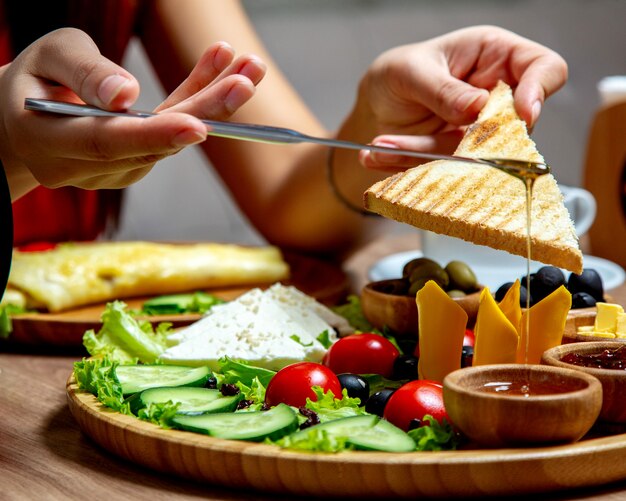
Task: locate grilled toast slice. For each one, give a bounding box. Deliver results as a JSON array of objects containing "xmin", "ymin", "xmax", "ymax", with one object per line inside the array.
[{"xmin": 363, "ymin": 81, "xmax": 583, "ymax": 273}]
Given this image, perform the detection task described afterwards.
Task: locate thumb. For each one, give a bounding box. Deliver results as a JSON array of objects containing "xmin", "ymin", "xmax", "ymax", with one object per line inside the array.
[{"xmin": 27, "ymin": 28, "xmax": 140, "ymax": 110}]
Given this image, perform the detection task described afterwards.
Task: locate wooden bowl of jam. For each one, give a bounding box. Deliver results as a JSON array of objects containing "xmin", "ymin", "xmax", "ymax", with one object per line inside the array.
[
  {"xmin": 542, "ymin": 342, "xmax": 626, "ymax": 423},
  {"xmin": 443, "ymin": 364, "xmax": 602, "ymax": 447}
]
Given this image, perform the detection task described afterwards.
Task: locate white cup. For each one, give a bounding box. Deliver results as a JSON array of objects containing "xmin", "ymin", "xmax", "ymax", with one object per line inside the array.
[
  {"xmin": 560, "ymin": 185, "xmax": 596, "ymax": 238},
  {"xmin": 419, "ymin": 185, "xmax": 596, "ymax": 278}
]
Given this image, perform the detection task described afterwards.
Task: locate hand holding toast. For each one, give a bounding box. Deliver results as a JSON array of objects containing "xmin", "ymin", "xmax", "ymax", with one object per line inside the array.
[{"xmin": 355, "ymin": 25, "xmax": 568, "ymax": 171}]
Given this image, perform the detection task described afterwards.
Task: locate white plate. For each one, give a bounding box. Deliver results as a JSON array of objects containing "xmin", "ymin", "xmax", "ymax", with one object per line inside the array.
[{"xmin": 368, "ymin": 250, "xmax": 626, "ymax": 291}]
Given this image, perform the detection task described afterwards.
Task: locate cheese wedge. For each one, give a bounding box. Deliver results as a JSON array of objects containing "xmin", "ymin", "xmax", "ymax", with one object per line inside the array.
[
  {"xmin": 363, "ymin": 81, "xmax": 582, "ymax": 273},
  {"xmin": 473, "ymin": 288, "xmax": 519, "ymax": 366},
  {"xmin": 516, "ymin": 285, "xmax": 571, "ymax": 364},
  {"xmin": 416, "ymin": 280, "xmax": 467, "ymax": 383},
  {"xmin": 7, "ymin": 241, "xmax": 290, "ymax": 312}
]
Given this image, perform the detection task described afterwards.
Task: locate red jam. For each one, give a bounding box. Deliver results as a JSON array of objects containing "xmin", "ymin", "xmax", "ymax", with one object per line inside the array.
[
  {"xmin": 480, "ymin": 380, "xmax": 581, "ymax": 397},
  {"xmin": 561, "ymin": 345, "xmax": 626, "ymax": 370}
]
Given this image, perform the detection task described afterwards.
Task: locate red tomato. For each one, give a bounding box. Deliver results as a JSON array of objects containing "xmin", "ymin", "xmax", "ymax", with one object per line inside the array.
[
  {"xmin": 383, "ymin": 380, "xmax": 448, "ymax": 431},
  {"xmin": 324, "ymin": 333, "xmax": 399, "ymax": 377},
  {"xmin": 463, "ymin": 329, "xmax": 475, "ymax": 347},
  {"xmin": 265, "ymin": 362, "xmax": 342, "ymax": 408}
]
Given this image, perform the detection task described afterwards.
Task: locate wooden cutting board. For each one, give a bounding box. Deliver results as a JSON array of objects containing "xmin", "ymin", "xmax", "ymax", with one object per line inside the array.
[
  {"xmin": 66, "ymin": 375, "xmax": 626, "ymax": 499},
  {"xmin": 7, "ymin": 251, "xmax": 349, "ymax": 346}
]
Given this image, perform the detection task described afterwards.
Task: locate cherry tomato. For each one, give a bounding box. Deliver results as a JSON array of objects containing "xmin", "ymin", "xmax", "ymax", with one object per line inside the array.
[
  {"xmin": 383, "ymin": 380, "xmax": 448, "ymax": 431},
  {"xmin": 265, "ymin": 362, "xmax": 342, "ymax": 408},
  {"xmin": 463, "ymin": 329, "xmax": 475, "ymax": 347},
  {"xmin": 324, "ymin": 333, "xmax": 400, "ymax": 377}
]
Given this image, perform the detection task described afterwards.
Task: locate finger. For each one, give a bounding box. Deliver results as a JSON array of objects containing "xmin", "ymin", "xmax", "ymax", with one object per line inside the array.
[
  {"xmin": 359, "ymin": 131, "xmax": 465, "ymax": 170},
  {"xmin": 21, "ymin": 111, "xmax": 207, "ymax": 162},
  {"xmin": 158, "ymin": 41, "xmax": 235, "ymax": 110},
  {"xmin": 24, "ymin": 28, "xmax": 140, "ymax": 109},
  {"xmin": 157, "ymin": 51, "xmax": 265, "ymax": 113},
  {"xmin": 163, "ymin": 74, "xmax": 258, "ymax": 120},
  {"xmin": 513, "ymin": 51, "xmax": 568, "ymax": 127}
]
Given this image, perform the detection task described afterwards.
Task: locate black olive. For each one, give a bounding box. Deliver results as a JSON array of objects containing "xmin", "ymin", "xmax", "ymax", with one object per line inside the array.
[
  {"xmin": 337, "ymin": 373, "xmax": 370, "ymax": 404},
  {"xmin": 568, "ymin": 269, "xmax": 604, "ymax": 302},
  {"xmin": 571, "ymin": 292, "xmax": 597, "ymax": 309},
  {"xmin": 495, "ymin": 282, "xmax": 531, "ymax": 307},
  {"xmin": 461, "ymin": 345, "xmax": 474, "ymax": 368},
  {"xmin": 495, "ymin": 282, "xmax": 514, "ymax": 302},
  {"xmin": 392, "ymin": 354, "xmax": 419, "ymax": 380},
  {"xmin": 532, "ymin": 266, "xmax": 566, "ymax": 302},
  {"xmin": 204, "ymin": 375, "xmax": 218, "ymax": 389},
  {"xmin": 365, "ymin": 388, "xmax": 395, "ymax": 417}
]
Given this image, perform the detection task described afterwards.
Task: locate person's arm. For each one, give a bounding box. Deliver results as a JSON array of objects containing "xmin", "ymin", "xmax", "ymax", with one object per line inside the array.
[
  {"xmin": 139, "ymin": 0, "xmax": 386, "ymax": 255},
  {"xmin": 139, "ymin": 5, "xmax": 568, "ymax": 256}
]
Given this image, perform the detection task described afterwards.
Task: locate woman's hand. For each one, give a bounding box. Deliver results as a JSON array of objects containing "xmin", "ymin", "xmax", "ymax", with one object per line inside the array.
[
  {"xmin": 355, "ymin": 25, "xmax": 568, "ymax": 170},
  {"xmin": 0, "ymin": 28, "xmax": 266, "ymax": 199}
]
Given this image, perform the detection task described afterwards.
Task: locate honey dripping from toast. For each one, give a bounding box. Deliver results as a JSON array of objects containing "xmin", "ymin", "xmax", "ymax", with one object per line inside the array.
[{"xmin": 513, "ymin": 166, "xmax": 545, "ymax": 364}]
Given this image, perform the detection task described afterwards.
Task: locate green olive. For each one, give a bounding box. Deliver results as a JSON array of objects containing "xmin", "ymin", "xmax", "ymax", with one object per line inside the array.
[
  {"xmin": 447, "ymin": 289, "xmax": 467, "ymax": 299},
  {"xmin": 445, "ymin": 260, "xmax": 478, "ymax": 292},
  {"xmin": 407, "ymin": 261, "xmax": 449, "ymax": 295},
  {"xmin": 402, "ymin": 257, "xmax": 440, "ymax": 279}
]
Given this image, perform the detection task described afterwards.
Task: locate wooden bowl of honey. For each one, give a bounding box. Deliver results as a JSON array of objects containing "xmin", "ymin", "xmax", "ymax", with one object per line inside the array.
[
  {"xmin": 443, "ymin": 364, "xmax": 602, "ymax": 447},
  {"xmin": 542, "ymin": 342, "xmax": 626, "ymax": 423}
]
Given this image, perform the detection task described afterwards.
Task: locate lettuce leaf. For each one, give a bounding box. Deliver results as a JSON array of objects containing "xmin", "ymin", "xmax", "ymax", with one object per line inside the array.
[
  {"xmin": 73, "ymin": 357, "xmax": 131, "ymax": 415},
  {"xmin": 83, "ymin": 301, "xmax": 169, "ymax": 364},
  {"xmin": 272, "ymin": 427, "xmax": 353, "ymax": 452},
  {"xmin": 137, "ymin": 401, "xmax": 181, "ymax": 428},
  {"xmin": 216, "ymin": 356, "xmax": 276, "ymax": 389},
  {"xmin": 332, "ymin": 295, "xmax": 374, "ymax": 333},
  {"xmin": 408, "ymin": 416, "xmax": 460, "ymax": 451},
  {"xmin": 304, "ymin": 387, "xmax": 365, "ymax": 423}
]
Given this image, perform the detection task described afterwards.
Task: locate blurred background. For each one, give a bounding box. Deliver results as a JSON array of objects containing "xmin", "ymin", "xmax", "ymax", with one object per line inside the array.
[{"xmin": 115, "ymin": 0, "xmax": 625, "ymax": 245}]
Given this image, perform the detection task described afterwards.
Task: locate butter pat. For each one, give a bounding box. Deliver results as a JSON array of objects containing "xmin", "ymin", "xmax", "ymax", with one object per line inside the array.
[{"xmin": 595, "ymin": 303, "xmax": 624, "ymax": 332}]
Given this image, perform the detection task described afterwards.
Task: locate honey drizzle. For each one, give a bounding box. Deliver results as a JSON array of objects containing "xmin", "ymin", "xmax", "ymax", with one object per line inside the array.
[{"xmin": 524, "ymin": 176, "xmax": 533, "ymax": 364}]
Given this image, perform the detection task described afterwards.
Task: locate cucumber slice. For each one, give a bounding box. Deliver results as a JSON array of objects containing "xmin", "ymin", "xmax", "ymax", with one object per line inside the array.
[
  {"xmin": 142, "ymin": 292, "xmax": 223, "ymax": 315},
  {"xmin": 115, "ymin": 364, "xmax": 210, "ymax": 395},
  {"xmin": 287, "ymin": 415, "xmax": 416, "ymax": 453},
  {"xmin": 128, "ymin": 386, "xmax": 241, "ymax": 415},
  {"xmin": 172, "ymin": 403, "xmax": 298, "ymax": 442}
]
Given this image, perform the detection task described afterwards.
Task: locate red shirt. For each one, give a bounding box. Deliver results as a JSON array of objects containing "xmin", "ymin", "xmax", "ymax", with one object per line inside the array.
[{"xmin": 3, "ymin": 0, "xmax": 144, "ymax": 246}]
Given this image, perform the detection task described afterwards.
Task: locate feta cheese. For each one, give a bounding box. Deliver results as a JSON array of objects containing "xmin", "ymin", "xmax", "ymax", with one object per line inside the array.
[{"xmin": 159, "ymin": 284, "xmax": 344, "ymax": 371}]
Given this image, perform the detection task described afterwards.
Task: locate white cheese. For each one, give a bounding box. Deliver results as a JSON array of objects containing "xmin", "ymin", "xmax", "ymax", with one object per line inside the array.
[{"xmin": 159, "ymin": 284, "xmax": 342, "ymax": 371}]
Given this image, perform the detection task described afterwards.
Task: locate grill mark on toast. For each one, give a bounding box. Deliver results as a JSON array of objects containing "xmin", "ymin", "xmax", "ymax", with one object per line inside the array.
[{"xmin": 464, "ymin": 119, "xmax": 500, "ymax": 151}]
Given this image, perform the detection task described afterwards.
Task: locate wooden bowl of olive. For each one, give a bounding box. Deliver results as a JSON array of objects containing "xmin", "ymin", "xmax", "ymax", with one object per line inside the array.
[{"xmin": 361, "ymin": 258, "xmax": 482, "ymax": 336}]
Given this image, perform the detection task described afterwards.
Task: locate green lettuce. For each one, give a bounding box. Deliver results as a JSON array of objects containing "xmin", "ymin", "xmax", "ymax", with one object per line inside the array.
[
  {"xmin": 304, "ymin": 387, "xmax": 365, "ymax": 423},
  {"xmin": 83, "ymin": 301, "xmax": 169, "ymax": 364},
  {"xmin": 137, "ymin": 401, "xmax": 181, "ymax": 428},
  {"xmin": 73, "ymin": 357, "xmax": 131, "ymax": 415},
  {"xmin": 408, "ymin": 416, "xmax": 460, "ymax": 451}
]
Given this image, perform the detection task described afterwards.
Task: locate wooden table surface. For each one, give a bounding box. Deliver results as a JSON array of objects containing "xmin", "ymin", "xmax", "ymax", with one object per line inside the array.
[{"xmin": 2, "ymin": 233, "xmax": 626, "ymax": 501}]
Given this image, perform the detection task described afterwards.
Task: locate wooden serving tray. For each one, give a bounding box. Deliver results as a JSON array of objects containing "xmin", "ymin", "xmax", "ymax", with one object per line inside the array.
[
  {"xmin": 67, "ymin": 376, "xmax": 626, "ymax": 499},
  {"xmin": 7, "ymin": 252, "xmax": 349, "ymax": 346}
]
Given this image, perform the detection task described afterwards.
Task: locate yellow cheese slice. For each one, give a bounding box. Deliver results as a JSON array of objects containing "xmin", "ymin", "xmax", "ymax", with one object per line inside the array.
[
  {"xmin": 516, "ymin": 285, "xmax": 571, "ymax": 364},
  {"xmin": 416, "ymin": 280, "xmax": 467, "ymax": 383},
  {"xmin": 498, "ymin": 280, "xmax": 522, "ymax": 330},
  {"xmin": 473, "ymin": 288, "xmax": 519, "ymax": 366}
]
